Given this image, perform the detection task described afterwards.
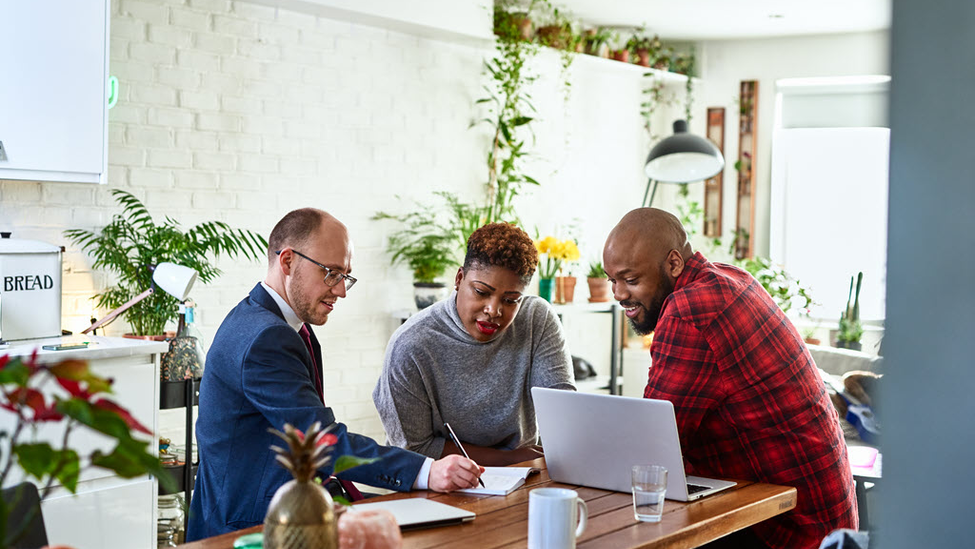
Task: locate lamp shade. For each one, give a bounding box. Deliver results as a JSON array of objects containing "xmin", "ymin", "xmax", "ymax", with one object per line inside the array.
[
  {"xmin": 644, "ymin": 120, "xmax": 725, "ymax": 183},
  {"xmin": 152, "ymin": 262, "xmax": 198, "ymax": 301}
]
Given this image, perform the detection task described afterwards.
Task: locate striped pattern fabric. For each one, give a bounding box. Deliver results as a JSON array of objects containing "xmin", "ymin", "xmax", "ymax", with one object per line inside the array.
[{"xmin": 644, "ymin": 253, "xmax": 858, "ymax": 549}]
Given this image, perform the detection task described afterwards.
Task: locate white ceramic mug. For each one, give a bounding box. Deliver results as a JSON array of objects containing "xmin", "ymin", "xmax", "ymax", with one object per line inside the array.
[{"xmin": 528, "ymin": 487, "xmax": 588, "ymax": 549}]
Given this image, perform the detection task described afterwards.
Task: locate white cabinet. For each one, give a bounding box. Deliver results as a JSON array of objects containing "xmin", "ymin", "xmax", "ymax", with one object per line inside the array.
[
  {"xmin": 0, "ymin": 0, "xmax": 109, "ymax": 184},
  {"xmin": 1, "ymin": 336, "xmax": 168, "ymax": 549}
]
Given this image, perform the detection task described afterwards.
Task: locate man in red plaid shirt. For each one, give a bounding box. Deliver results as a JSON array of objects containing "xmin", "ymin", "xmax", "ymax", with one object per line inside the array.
[{"xmin": 603, "ymin": 208, "xmax": 857, "ymax": 549}]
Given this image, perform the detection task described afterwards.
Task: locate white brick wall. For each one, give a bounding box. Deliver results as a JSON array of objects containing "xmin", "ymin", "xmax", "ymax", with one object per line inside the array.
[{"xmin": 1, "ymin": 1, "xmax": 678, "ymax": 444}]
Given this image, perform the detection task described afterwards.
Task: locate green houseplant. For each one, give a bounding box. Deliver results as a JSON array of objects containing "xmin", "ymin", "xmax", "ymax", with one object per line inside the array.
[
  {"xmin": 586, "ymin": 260, "xmax": 610, "ymax": 303},
  {"xmin": 493, "ymin": 0, "xmax": 539, "ymax": 43},
  {"xmin": 736, "ymin": 256, "xmax": 814, "ymax": 316},
  {"xmin": 837, "ymin": 272, "xmax": 864, "ymax": 350},
  {"xmin": 373, "ymin": 206, "xmax": 458, "ymax": 309},
  {"xmin": 626, "ymin": 30, "xmax": 660, "ymax": 67},
  {"xmin": 0, "ymin": 354, "xmax": 175, "ymax": 547},
  {"xmin": 583, "ymin": 27, "xmax": 611, "ymax": 57},
  {"xmin": 64, "ymin": 190, "xmax": 267, "ymax": 336}
]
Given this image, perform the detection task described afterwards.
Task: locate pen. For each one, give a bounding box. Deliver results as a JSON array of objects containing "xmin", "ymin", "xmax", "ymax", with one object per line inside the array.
[{"xmin": 444, "ymin": 422, "xmax": 485, "ymax": 488}]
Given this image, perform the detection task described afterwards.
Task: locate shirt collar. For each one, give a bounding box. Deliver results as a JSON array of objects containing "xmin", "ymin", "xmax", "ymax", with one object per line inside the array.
[
  {"xmin": 261, "ymin": 281, "xmax": 303, "ymax": 332},
  {"xmin": 674, "ymin": 251, "xmax": 708, "ymax": 292}
]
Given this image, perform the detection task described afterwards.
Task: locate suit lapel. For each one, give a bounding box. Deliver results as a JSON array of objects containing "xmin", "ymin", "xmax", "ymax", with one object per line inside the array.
[{"xmin": 250, "ymin": 283, "xmax": 322, "ymax": 396}]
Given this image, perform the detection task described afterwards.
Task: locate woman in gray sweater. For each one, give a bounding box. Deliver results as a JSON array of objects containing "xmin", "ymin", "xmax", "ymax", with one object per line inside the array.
[{"xmin": 373, "ymin": 222, "xmax": 575, "ymax": 466}]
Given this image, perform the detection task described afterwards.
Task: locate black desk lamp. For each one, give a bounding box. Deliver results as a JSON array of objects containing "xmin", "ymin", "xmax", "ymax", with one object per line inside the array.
[{"xmin": 642, "ymin": 119, "xmax": 725, "ymax": 207}]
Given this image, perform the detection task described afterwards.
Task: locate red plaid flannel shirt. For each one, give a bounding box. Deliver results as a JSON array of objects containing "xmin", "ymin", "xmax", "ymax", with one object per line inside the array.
[{"xmin": 644, "ymin": 253, "xmax": 857, "ymax": 549}]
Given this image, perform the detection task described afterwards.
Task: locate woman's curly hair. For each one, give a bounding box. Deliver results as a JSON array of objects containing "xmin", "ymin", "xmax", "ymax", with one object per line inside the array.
[{"xmin": 463, "ymin": 222, "xmax": 538, "ymax": 284}]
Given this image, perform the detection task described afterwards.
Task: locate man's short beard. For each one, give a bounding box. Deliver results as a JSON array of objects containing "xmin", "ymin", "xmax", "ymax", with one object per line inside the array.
[
  {"xmin": 628, "ymin": 314, "xmax": 656, "ymax": 336},
  {"xmin": 628, "ymin": 268, "xmax": 675, "ymax": 336}
]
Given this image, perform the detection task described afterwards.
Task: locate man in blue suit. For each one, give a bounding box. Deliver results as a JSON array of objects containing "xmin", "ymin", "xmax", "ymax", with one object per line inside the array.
[{"xmin": 187, "ymin": 208, "xmax": 483, "ymax": 540}]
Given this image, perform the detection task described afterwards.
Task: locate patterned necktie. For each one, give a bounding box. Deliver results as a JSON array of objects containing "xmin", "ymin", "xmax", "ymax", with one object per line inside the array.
[
  {"xmin": 298, "ymin": 324, "xmax": 363, "ymax": 500},
  {"xmin": 298, "ymin": 324, "xmax": 324, "ymax": 403}
]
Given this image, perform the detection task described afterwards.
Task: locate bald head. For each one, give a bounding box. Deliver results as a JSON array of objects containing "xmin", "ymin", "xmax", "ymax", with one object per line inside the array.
[
  {"xmin": 267, "ymin": 208, "xmax": 342, "ymax": 265},
  {"xmin": 606, "ymin": 208, "xmax": 692, "ymax": 264},
  {"xmin": 603, "ymin": 208, "xmax": 693, "ymax": 335}
]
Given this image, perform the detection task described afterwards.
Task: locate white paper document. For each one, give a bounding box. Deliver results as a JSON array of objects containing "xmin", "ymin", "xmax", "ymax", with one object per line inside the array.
[{"xmin": 456, "ymin": 466, "xmax": 537, "ymax": 496}]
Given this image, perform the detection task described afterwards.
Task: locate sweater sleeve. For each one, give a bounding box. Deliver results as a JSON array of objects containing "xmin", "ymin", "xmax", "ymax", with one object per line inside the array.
[
  {"xmin": 372, "ymin": 331, "xmax": 447, "ymax": 459},
  {"xmin": 527, "ymin": 298, "xmax": 576, "ymax": 390}
]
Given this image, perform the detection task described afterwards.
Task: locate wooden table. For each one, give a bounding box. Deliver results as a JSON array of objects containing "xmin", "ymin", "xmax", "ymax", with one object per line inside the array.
[{"xmin": 177, "ymin": 458, "xmax": 796, "ymax": 549}]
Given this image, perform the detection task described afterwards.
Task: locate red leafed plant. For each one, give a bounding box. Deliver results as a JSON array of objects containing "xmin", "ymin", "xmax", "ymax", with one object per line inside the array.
[{"xmin": 0, "ymin": 352, "xmax": 175, "ymax": 547}]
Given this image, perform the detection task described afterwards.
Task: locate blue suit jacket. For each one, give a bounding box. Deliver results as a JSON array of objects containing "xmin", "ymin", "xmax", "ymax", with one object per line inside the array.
[{"xmin": 187, "ymin": 284, "xmax": 426, "ymax": 540}]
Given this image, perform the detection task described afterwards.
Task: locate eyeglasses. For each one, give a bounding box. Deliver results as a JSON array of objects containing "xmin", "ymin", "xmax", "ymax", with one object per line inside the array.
[{"xmin": 276, "ymin": 249, "xmax": 357, "ymax": 291}]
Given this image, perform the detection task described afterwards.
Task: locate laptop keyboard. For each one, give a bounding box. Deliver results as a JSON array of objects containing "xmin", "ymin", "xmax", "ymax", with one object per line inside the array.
[{"xmin": 686, "ymin": 483, "xmax": 710, "ymax": 495}]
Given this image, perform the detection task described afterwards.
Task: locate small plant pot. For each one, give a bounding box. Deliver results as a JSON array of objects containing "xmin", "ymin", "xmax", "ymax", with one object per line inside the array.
[
  {"xmin": 612, "ymin": 49, "xmax": 630, "ymax": 63},
  {"xmin": 413, "ymin": 282, "xmax": 447, "ymax": 310},
  {"xmin": 554, "ymin": 276, "xmax": 576, "ymax": 304},
  {"xmin": 587, "ymin": 278, "xmax": 611, "ymax": 302},
  {"xmin": 635, "ymin": 49, "xmax": 650, "ymax": 67},
  {"xmin": 803, "ymin": 337, "xmax": 822, "ymax": 346},
  {"xmin": 513, "ymin": 14, "xmax": 533, "ymax": 41},
  {"xmin": 536, "ymin": 25, "xmax": 569, "ymax": 50},
  {"xmin": 123, "ymin": 332, "xmax": 175, "ymax": 341}
]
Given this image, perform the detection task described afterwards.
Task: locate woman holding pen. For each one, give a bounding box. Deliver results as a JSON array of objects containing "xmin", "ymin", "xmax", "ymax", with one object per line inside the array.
[{"xmin": 373, "ymin": 222, "xmax": 575, "ymax": 466}]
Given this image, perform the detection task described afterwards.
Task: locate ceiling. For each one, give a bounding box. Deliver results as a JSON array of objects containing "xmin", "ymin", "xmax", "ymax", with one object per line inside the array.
[{"xmin": 553, "ymin": 0, "xmax": 892, "ymax": 41}]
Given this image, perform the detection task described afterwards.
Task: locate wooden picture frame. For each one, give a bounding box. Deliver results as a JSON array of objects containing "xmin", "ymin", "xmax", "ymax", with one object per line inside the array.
[
  {"xmin": 735, "ymin": 80, "xmax": 758, "ymax": 259},
  {"xmin": 704, "ymin": 108, "xmax": 725, "ymax": 237}
]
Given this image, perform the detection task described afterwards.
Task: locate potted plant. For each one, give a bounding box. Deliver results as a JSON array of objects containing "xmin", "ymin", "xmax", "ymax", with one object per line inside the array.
[
  {"xmin": 586, "ymin": 260, "xmax": 611, "ymax": 303},
  {"xmin": 373, "ymin": 207, "xmax": 459, "ymax": 310},
  {"xmin": 64, "ymin": 189, "xmax": 267, "ymax": 337},
  {"xmin": 535, "ymin": 236, "xmax": 579, "ymax": 303},
  {"xmin": 735, "ymin": 256, "xmax": 814, "ymax": 315},
  {"xmin": 653, "ymin": 46, "xmax": 672, "ymax": 70},
  {"xmin": 582, "ymin": 27, "xmax": 611, "ymax": 58},
  {"xmin": 836, "ymin": 272, "xmax": 864, "ymax": 351},
  {"xmin": 0, "ymin": 354, "xmax": 176, "ymax": 547},
  {"xmin": 493, "ymin": 0, "xmax": 536, "ymax": 42},
  {"xmin": 534, "ymin": 4, "xmax": 574, "ymax": 51},
  {"xmin": 626, "ymin": 30, "xmax": 660, "ymax": 68}
]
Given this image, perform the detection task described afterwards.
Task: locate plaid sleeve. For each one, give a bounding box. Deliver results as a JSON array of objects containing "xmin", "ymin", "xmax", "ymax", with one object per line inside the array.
[
  {"xmin": 642, "ymin": 256, "xmax": 858, "ymax": 549},
  {"xmin": 644, "ymin": 313, "xmax": 725, "ymax": 474}
]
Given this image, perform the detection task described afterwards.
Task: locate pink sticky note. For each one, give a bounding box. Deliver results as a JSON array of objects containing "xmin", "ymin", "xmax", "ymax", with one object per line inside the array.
[{"xmin": 848, "ymin": 446, "xmax": 879, "ymax": 468}]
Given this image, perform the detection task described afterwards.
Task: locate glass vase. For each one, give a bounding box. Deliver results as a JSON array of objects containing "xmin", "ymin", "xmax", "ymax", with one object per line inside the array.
[{"xmin": 538, "ymin": 278, "xmax": 554, "ymax": 302}]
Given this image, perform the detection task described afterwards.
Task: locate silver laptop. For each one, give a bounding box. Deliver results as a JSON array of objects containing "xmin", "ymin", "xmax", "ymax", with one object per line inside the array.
[{"xmin": 532, "ymin": 387, "xmax": 736, "ymax": 502}]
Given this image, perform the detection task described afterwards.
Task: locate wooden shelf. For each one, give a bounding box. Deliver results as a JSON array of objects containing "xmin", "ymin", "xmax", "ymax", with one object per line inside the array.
[{"xmin": 555, "ymin": 48, "xmax": 691, "ymax": 83}]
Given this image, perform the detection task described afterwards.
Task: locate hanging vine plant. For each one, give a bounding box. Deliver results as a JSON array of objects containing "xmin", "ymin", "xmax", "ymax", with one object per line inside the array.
[
  {"xmin": 465, "ymin": 0, "xmax": 544, "ymax": 236},
  {"xmin": 374, "ymin": 0, "xmax": 544, "ymax": 270},
  {"xmin": 672, "ymin": 48, "xmax": 697, "ymax": 123}
]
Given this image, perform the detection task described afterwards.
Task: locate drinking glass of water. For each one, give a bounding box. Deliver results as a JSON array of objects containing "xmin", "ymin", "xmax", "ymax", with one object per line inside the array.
[{"xmin": 631, "ymin": 465, "xmax": 668, "ymax": 522}]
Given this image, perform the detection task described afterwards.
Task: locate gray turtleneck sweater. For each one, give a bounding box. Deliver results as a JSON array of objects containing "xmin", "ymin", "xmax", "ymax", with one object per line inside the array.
[{"xmin": 373, "ymin": 292, "xmax": 575, "ymax": 458}]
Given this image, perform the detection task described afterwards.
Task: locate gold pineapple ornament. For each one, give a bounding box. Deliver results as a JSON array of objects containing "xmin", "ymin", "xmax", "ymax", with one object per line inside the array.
[{"xmin": 264, "ymin": 422, "xmax": 339, "ymax": 549}]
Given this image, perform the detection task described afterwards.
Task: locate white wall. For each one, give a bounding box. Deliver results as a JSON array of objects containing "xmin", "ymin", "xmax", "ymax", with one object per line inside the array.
[{"xmin": 0, "ymin": 0, "xmax": 684, "ymax": 441}]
